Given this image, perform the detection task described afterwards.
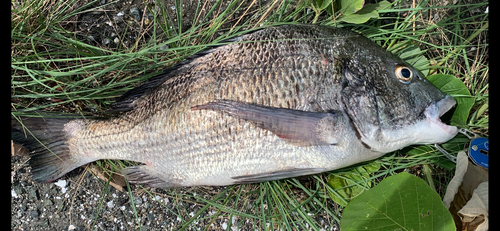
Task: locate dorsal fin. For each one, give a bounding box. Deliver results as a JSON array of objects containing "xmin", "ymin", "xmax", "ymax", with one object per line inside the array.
[
  {"xmin": 107, "ymin": 34, "xmax": 250, "ymax": 114},
  {"xmin": 108, "ymin": 50, "xmax": 213, "ymax": 113},
  {"xmin": 108, "ymin": 60, "xmax": 189, "ymax": 113}
]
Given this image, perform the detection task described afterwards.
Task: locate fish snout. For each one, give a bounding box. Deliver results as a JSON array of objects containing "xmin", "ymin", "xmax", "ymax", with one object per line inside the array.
[{"xmin": 423, "ymin": 95, "xmax": 458, "ymax": 137}]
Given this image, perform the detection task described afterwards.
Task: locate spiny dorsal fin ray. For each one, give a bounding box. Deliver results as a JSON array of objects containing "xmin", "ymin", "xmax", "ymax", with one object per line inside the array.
[{"xmin": 107, "ymin": 33, "xmax": 254, "ymax": 113}]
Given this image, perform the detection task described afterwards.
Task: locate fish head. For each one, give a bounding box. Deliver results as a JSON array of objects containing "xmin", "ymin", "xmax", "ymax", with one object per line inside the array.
[{"xmin": 340, "ymin": 52, "xmax": 458, "ymax": 153}]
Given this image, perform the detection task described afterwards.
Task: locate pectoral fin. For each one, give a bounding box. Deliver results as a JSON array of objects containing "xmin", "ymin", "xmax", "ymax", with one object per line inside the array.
[
  {"xmin": 232, "ymin": 168, "xmax": 326, "ymax": 184},
  {"xmin": 192, "ymin": 100, "xmax": 339, "ymax": 146}
]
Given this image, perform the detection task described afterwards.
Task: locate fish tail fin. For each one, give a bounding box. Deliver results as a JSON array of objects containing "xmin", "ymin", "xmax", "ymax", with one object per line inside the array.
[{"xmin": 11, "ymin": 115, "xmax": 91, "ymax": 182}]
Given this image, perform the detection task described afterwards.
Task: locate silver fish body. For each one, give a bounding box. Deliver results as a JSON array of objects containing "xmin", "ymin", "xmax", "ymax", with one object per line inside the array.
[{"xmin": 12, "ymin": 24, "xmax": 458, "ymax": 188}]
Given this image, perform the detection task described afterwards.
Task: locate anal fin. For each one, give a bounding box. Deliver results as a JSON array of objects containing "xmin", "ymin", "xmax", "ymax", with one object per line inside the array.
[
  {"xmin": 121, "ymin": 165, "xmax": 180, "ymax": 188},
  {"xmin": 232, "ymin": 168, "xmax": 326, "ymax": 184}
]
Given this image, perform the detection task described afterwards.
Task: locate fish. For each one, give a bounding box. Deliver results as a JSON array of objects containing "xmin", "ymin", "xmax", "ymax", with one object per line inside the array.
[{"xmin": 11, "ymin": 24, "xmax": 458, "ymax": 188}]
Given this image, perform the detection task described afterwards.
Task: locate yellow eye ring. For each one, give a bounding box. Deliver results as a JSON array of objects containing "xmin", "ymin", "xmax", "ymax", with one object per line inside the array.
[{"xmin": 395, "ymin": 65, "xmax": 413, "ymax": 83}]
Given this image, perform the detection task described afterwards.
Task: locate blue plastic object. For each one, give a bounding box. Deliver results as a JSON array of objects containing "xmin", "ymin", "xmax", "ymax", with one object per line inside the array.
[{"xmin": 468, "ymin": 137, "xmax": 488, "ymax": 169}]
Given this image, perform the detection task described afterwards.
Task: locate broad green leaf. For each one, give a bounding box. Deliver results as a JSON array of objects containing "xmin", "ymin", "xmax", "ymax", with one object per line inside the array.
[
  {"xmin": 375, "ymin": 0, "xmax": 391, "ymax": 11},
  {"xmin": 338, "ymin": 9, "xmax": 378, "ymax": 24},
  {"xmin": 475, "ymin": 101, "xmax": 488, "ymax": 118},
  {"xmin": 363, "ymin": 162, "xmax": 381, "ymax": 172},
  {"xmin": 313, "ymin": 0, "xmax": 333, "ymax": 10},
  {"xmin": 427, "ymin": 74, "xmax": 475, "ymax": 126},
  {"xmin": 338, "ymin": 1, "xmax": 391, "ymax": 24},
  {"xmin": 339, "ymin": 0, "xmax": 364, "ymax": 15},
  {"xmin": 340, "ymin": 172, "xmax": 455, "ymax": 231},
  {"xmin": 398, "ymin": 46, "xmax": 430, "ymax": 76},
  {"xmin": 327, "ymin": 162, "xmax": 380, "ymax": 207}
]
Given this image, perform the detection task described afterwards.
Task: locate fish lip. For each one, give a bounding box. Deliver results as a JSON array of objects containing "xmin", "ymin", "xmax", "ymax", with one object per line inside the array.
[
  {"xmin": 435, "ymin": 95, "xmax": 456, "ymax": 118},
  {"xmin": 423, "ymin": 95, "xmax": 457, "ymax": 135}
]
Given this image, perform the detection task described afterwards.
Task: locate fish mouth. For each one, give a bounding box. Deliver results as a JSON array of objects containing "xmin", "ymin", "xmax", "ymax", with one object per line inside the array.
[{"xmin": 423, "ymin": 95, "xmax": 458, "ymax": 136}]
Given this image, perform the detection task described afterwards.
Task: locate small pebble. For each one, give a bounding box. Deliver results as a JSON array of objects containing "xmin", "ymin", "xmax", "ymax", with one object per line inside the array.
[
  {"xmin": 54, "ymin": 179, "xmax": 67, "ymax": 193},
  {"xmin": 130, "ymin": 7, "xmax": 141, "ymax": 21},
  {"xmin": 29, "ymin": 210, "xmax": 39, "ymax": 218}
]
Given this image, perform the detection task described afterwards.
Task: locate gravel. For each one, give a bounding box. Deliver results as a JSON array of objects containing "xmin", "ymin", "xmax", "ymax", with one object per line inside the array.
[
  {"xmin": 12, "ymin": 141, "xmax": 339, "ymax": 230},
  {"xmin": 11, "ymin": 152, "xmax": 236, "ymax": 230},
  {"xmin": 68, "ymin": 0, "xmax": 260, "ymax": 51}
]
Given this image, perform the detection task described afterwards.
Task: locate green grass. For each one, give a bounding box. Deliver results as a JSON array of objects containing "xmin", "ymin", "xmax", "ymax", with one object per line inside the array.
[{"xmin": 12, "ymin": 0, "xmax": 488, "ymax": 229}]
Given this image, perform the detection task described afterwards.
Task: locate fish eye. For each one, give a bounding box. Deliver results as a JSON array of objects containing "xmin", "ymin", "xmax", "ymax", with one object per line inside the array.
[{"xmin": 395, "ymin": 65, "xmax": 413, "ymax": 83}]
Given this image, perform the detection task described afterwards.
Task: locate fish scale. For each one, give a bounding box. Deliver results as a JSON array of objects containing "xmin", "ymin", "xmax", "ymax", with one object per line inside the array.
[{"xmin": 12, "ymin": 24, "xmax": 458, "ymax": 187}]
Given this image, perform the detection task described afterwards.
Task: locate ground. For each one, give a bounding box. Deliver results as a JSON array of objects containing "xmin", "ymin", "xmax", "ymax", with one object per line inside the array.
[
  {"xmin": 12, "ymin": 142, "xmax": 338, "ymax": 230},
  {"xmin": 11, "ymin": 151, "xmax": 237, "ymax": 230}
]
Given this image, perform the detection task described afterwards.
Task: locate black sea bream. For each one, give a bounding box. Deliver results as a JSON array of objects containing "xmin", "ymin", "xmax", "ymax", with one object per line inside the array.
[{"xmin": 12, "ymin": 24, "xmax": 458, "ymax": 188}]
